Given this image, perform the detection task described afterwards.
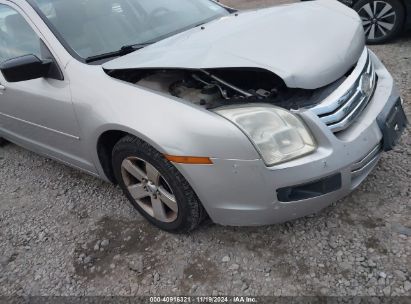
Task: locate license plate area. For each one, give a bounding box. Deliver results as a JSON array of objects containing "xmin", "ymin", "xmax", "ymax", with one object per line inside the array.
[{"xmin": 377, "ymin": 98, "xmax": 408, "ymax": 151}]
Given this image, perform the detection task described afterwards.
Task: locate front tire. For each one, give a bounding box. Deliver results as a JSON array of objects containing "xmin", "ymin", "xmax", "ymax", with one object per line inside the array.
[
  {"xmin": 112, "ymin": 135, "xmax": 205, "ymax": 233},
  {"xmin": 354, "ymin": 0, "xmax": 405, "ymax": 44}
]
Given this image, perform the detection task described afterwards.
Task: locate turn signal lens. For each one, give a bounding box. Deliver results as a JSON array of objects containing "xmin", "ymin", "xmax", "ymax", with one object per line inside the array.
[{"xmin": 164, "ymin": 155, "xmax": 213, "ymax": 165}]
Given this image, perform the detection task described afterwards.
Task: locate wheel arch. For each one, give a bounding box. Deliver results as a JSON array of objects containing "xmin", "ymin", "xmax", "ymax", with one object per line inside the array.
[{"xmin": 95, "ymin": 125, "xmax": 167, "ymax": 183}]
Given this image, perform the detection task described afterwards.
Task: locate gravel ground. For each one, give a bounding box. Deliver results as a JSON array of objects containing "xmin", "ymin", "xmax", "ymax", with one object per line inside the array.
[{"xmin": 1, "ymin": 0, "xmax": 410, "ymax": 297}]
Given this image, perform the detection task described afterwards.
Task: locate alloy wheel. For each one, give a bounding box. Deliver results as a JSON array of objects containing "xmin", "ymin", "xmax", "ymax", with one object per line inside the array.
[
  {"xmin": 358, "ymin": 1, "xmax": 397, "ymax": 40},
  {"xmin": 121, "ymin": 157, "xmax": 178, "ymax": 223}
]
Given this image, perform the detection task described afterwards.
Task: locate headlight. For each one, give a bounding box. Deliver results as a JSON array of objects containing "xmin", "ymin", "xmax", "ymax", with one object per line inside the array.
[{"xmin": 215, "ymin": 106, "xmax": 317, "ymax": 166}]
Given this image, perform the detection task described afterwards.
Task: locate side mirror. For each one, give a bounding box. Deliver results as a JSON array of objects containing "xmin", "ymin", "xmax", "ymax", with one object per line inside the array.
[{"xmin": 0, "ymin": 54, "xmax": 52, "ymax": 83}]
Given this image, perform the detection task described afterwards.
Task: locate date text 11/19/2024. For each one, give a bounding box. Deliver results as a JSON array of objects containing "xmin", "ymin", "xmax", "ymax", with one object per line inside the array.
[{"xmin": 149, "ymin": 296, "xmax": 258, "ymax": 303}]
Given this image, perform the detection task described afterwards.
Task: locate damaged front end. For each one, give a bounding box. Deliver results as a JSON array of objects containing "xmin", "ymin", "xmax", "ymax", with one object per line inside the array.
[
  {"xmin": 106, "ymin": 67, "xmax": 348, "ymax": 111},
  {"xmin": 102, "ymin": 0, "xmax": 365, "ymax": 113}
]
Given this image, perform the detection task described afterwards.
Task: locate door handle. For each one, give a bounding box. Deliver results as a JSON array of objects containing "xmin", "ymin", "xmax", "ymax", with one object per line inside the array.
[{"xmin": 0, "ymin": 84, "xmax": 5, "ymax": 91}]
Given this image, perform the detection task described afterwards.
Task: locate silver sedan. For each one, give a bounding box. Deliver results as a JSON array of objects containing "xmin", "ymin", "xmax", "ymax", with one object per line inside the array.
[{"xmin": 0, "ymin": 0, "xmax": 407, "ymax": 232}]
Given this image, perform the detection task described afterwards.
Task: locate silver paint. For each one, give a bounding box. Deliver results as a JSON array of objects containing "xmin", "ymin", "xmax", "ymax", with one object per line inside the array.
[
  {"xmin": 0, "ymin": 0, "xmax": 400, "ymax": 226},
  {"xmin": 103, "ymin": 0, "xmax": 365, "ymax": 89}
]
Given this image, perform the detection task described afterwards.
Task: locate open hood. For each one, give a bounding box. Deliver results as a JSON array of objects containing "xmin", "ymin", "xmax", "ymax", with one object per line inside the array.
[{"xmin": 103, "ymin": 0, "xmax": 365, "ymax": 90}]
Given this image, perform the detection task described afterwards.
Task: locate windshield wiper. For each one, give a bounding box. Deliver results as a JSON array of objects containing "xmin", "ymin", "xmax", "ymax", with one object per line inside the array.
[{"xmin": 85, "ymin": 43, "xmax": 151, "ymax": 63}]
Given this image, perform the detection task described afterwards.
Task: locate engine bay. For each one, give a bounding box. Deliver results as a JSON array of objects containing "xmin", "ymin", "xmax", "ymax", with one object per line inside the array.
[{"xmin": 107, "ymin": 68, "xmax": 344, "ymax": 110}]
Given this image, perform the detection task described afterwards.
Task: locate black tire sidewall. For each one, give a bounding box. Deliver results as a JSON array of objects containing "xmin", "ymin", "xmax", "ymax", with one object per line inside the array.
[
  {"xmin": 112, "ymin": 136, "xmax": 202, "ymax": 233},
  {"xmin": 353, "ymin": 0, "xmax": 405, "ymax": 44}
]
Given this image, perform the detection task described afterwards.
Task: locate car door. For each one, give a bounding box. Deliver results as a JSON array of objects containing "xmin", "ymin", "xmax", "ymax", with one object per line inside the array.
[{"xmin": 0, "ymin": 2, "xmax": 91, "ymax": 171}]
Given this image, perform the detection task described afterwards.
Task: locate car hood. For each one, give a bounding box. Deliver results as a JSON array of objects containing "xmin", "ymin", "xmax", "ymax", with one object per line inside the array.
[{"xmin": 103, "ymin": 0, "xmax": 365, "ymax": 89}]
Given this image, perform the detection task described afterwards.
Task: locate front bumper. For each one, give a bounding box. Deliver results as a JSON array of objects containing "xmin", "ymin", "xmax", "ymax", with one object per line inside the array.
[{"xmin": 175, "ymin": 51, "xmax": 405, "ymax": 226}]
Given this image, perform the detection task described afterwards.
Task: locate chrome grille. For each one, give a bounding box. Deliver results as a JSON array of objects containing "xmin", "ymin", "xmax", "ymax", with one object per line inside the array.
[{"xmin": 312, "ymin": 50, "xmax": 377, "ymax": 133}]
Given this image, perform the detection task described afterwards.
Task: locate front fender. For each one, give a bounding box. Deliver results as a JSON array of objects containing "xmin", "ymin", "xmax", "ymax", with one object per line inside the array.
[{"xmin": 66, "ymin": 62, "xmax": 260, "ymax": 180}]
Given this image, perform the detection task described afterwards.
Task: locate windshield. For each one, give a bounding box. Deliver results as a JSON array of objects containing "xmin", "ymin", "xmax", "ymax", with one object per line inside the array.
[{"xmin": 31, "ymin": 0, "xmax": 229, "ymax": 60}]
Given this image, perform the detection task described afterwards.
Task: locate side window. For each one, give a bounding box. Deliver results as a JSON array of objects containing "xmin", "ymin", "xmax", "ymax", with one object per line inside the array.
[{"xmin": 0, "ymin": 4, "xmax": 42, "ymax": 63}]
